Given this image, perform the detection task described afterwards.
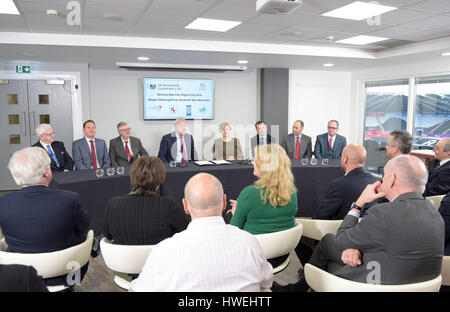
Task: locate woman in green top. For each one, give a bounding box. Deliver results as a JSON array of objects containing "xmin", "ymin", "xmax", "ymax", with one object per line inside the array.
[{"xmin": 229, "ymin": 144, "xmax": 298, "ymax": 266}]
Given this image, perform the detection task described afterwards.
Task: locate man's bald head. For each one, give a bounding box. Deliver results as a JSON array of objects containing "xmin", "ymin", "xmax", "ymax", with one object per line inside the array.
[
  {"xmin": 343, "ymin": 144, "xmax": 366, "ymax": 166},
  {"xmin": 384, "ymin": 155, "xmax": 428, "ymax": 196},
  {"xmin": 183, "ymin": 173, "xmax": 225, "ymax": 218}
]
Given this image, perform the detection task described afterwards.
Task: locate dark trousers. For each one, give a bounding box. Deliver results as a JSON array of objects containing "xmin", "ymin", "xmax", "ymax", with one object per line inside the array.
[
  {"xmin": 295, "ymin": 238, "xmax": 317, "ymax": 267},
  {"xmin": 44, "ymin": 263, "xmax": 89, "ymax": 287},
  {"xmin": 308, "ymin": 233, "xmax": 345, "ymax": 272}
]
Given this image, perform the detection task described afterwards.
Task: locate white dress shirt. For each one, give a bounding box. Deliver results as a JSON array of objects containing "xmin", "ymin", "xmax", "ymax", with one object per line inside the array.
[
  {"xmin": 440, "ymin": 159, "xmax": 450, "ymax": 166},
  {"xmin": 129, "ymin": 216, "xmax": 273, "ymax": 292},
  {"xmin": 40, "ymin": 140, "xmax": 55, "ymax": 155},
  {"xmin": 85, "ymin": 137, "xmax": 99, "ymax": 168}
]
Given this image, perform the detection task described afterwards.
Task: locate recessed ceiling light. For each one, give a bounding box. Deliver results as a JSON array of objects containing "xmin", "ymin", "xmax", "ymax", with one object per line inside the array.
[
  {"xmin": 0, "ymin": 0, "xmax": 20, "ymax": 15},
  {"xmin": 237, "ymin": 60, "xmax": 248, "ymax": 64},
  {"xmin": 442, "ymin": 52, "xmax": 450, "ymax": 56},
  {"xmin": 137, "ymin": 56, "xmax": 150, "ymax": 61},
  {"xmin": 322, "ymin": 1, "xmax": 397, "ymax": 21},
  {"xmin": 323, "ymin": 63, "xmax": 334, "ymax": 67},
  {"xmin": 337, "ymin": 35, "xmax": 389, "ymax": 45},
  {"xmin": 185, "ymin": 18, "xmax": 241, "ymax": 32}
]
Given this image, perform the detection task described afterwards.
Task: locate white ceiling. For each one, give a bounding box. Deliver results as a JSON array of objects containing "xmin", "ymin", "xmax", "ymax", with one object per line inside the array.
[{"xmin": 0, "ymin": 0, "xmax": 450, "ymax": 70}]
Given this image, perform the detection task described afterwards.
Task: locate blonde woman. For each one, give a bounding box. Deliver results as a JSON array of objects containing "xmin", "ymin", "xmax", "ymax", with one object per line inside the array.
[{"xmin": 212, "ymin": 122, "xmax": 244, "ymax": 160}]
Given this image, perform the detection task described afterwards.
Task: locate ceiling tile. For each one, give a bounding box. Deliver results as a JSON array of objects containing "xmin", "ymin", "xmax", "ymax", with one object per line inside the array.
[
  {"xmin": 219, "ymin": 0, "xmax": 256, "ymax": 8},
  {"xmin": 148, "ymin": 0, "xmax": 214, "ymax": 17},
  {"xmin": 82, "ymin": 19, "xmax": 134, "ymax": 35},
  {"xmin": 85, "ymin": 6, "xmax": 142, "ymax": 23},
  {"xmin": 24, "ymin": 15, "xmax": 80, "ymax": 32},
  {"xmin": 376, "ymin": 0, "xmax": 425, "ymax": 7},
  {"xmin": 293, "ymin": 0, "xmax": 355, "ymax": 15},
  {"xmin": 16, "ymin": 0, "xmax": 72, "ymax": 17},
  {"xmin": 268, "ymin": 26, "xmax": 356, "ymax": 41},
  {"xmin": 376, "ymin": 8, "xmax": 434, "ymax": 26},
  {"xmin": 406, "ymin": 0, "xmax": 450, "ymax": 14},
  {"xmin": 201, "ymin": 3, "xmax": 259, "ymax": 21},
  {"xmin": 136, "ymin": 13, "xmax": 194, "ymax": 28},
  {"xmin": 228, "ymin": 23, "xmax": 281, "ymax": 35},
  {"xmin": 400, "ymin": 15, "xmax": 450, "ymax": 30},
  {"xmin": 0, "ymin": 15, "xmax": 30, "ymax": 32},
  {"xmin": 366, "ymin": 24, "xmax": 421, "ymax": 39},
  {"xmin": 85, "ymin": 0, "xmax": 152, "ymax": 10}
]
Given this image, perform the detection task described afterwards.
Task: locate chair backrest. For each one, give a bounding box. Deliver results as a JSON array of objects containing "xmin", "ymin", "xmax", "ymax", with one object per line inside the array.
[
  {"xmin": 253, "ymin": 221, "xmax": 303, "ymax": 259},
  {"xmin": 426, "ymin": 195, "xmax": 445, "ymax": 210},
  {"xmin": 100, "ymin": 238, "xmax": 153, "ymax": 275},
  {"xmin": 304, "ymin": 263, "xmax": 442, "ymax": 292},
  {"xmin": 442, "ymin": 256, "xmax": 450, "ymax": 286},
  {"xmin": 296, "ymin": 218, "xmax": 342, "ymax": 241},
  {"xmin": 0, "ymin": 230, "xmax": 93, "ymax": 279}
]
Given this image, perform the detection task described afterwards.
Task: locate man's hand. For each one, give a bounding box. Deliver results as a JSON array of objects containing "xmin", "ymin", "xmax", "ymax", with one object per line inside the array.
[
  {"xmin": 341, "ymin": 248, "xmax": 362, "ymax": 267},
  {"xmin": 355, "ymin": 181, "xmax": 386, "ymax": 208},
  {"xmin": 228, "ymin": 200, "xmax": 237, "ymax": 215}
]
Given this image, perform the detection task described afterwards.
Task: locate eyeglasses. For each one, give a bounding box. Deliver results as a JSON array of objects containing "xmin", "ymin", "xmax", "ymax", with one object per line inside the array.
[
  {"xmin": 327, "ymin": 127, "xmax": 338, "ymax": 130},
  {"xmin": 43, "ymin": 132, "xmax": 55, "ymax": 136},
  {"xmin": 119, "ymin": 128, "xmax": 131, "ymax": 132}
]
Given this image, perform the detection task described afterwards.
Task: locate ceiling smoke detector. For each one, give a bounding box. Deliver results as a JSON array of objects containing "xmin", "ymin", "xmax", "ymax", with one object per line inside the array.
[{"xmin": 46, "ymin": 9, "xmax": 58, "ymax": 16}]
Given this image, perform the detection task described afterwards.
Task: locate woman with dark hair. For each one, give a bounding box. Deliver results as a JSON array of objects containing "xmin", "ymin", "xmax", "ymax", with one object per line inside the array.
[{"xmin": 103, "ymin": 156, "xmax": 189, "ymax": 245}]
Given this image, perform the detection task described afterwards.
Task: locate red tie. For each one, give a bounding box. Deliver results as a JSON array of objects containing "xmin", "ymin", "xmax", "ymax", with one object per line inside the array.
[
  {"xmin": 180, "ymin": 136, "xmax": 187, "ymax": 163},
  {"xmin": 90, "ymin": 140, "xmax": 98, "ymax": 169},
  {"xmin": 295, "ymin": 136, "xmax": 300, "ymax": 159},
  {"xmin": 329, "ymin": 137, "xmax": 333, "ymax": 149},
  {"xmin": 124, "ymin": 141, "xmax": 133, "ymax": 163}
]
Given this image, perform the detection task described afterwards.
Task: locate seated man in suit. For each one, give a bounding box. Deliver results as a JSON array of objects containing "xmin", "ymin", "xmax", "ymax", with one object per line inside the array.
[
  {"xmin": 314, "ymin": 120, "xmax": 347, "ymax": 159},
  {"xmin": 385, "ymin": 130, "xmax": 412, "ymax": 159},
  {"xmin": 281, "ymin": 120, "xmax": 312, "ymax": 159},
  {"xmin": 0, "ymin": 265, "xmax": 48, "ymax": 292},
  {"xmin": 438, "ymin": 193, "xmax": 450, "ymax": 256},
  {"xmin": 250, "ymin": 121, "xmax": 276, "ymax": 158},
  {"xmin": 157, "ymin": 118, "xmax": 198, "ymax": 163},
  {"xmin": 72, "ymin": 120, "xmax": 111, "ymax": 170},
  {"xmin": 109, "ymin": 121, "xmax": 149, "ymax": 167},
  {"xmin": 32, "ymin": 123, "xmax": 74, "ymax": 172},
  {"xmin": 424, "ymin": 138, "xmax": 450, "ymax": 196},
  {"xmin": 0, "ymin": 147, "xmax": 90, "ymax": 287},
  {"xmin": 276, "ymin": 155, "xmax": 444, "ymax": 292}
]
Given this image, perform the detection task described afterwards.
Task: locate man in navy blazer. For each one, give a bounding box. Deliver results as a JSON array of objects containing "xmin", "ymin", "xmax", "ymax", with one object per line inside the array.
[
  {"xmin": 72, "ymin": 120, "xmax": 111, "ymax": 170},
  {"xmin": 0, "ymin": 147, "xmax": 90, "ymax": 286},
  {"xmin": 158, "ymin": 118, "xmax": 198, "ymax": 163},
  {"xmin": 250, "ymin": 121, "xmax": 276, "ymax": 158},
  {"xmin": 424, "ymin": 138, "xmax": 450, "ymax": 196},
  {"xmin": 32, "ymin": 123, "xmax": 74, "ymax": 172},
  {"xmin": 438, "ymin": 193, "xmax": 450, "ymax": 256},
  {"xmin": 314, "ymin": 120, "xmax": 347, "ymax": 159}
]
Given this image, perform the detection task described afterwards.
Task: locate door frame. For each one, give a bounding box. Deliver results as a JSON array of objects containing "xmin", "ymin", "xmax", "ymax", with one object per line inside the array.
[{"xmin": 0, "ymin": 70, "xmax": 82, "ymax": 140}]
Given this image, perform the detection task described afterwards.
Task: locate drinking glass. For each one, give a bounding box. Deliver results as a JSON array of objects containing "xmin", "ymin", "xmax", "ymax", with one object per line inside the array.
[
  {"xmin": 116, "ymin": 166, "xmax": 125, "ymax": 175},
  {"xmin": 310, "ymin": 158, "xmax": 317, "ymax": 166},
  {"xmin": 301, "ymin": 158, "xmax": 309, "ymax": 166},
  {"xmin": 321, "ymin": 158, "xmax": 329, "ymax": 166},
  {"xmin": 95, "ymin": 168, "xmax": 104, "ymax": 178},
  {"xmin": 106, "ymin": 167, "xmax": 115, "ymax": 176},
  {"xmin": 169, "ymin": 161, "xmax": 177, "ymax": 168}
]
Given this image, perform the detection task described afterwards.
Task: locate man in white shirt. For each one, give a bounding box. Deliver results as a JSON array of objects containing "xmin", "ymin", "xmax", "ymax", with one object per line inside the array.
[{"xmin": 130, "ymin": 173, "xmax": 273, "ymax": 292}]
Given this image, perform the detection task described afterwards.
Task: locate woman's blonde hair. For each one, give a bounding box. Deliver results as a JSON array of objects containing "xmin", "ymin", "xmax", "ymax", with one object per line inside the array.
[{"xmin": 254, "ymin": 144, "xmax": 296, "ymax": 207}]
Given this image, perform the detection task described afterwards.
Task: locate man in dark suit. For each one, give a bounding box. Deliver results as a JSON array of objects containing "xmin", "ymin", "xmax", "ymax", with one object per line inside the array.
[
  {"xmin": 109, "ymin": 121, "xmax": 149, "ymax": 167},
  {"xmin": 314, "ymin": 120, "xmax": 347, "ymax": 159},
  {"xmin": 250, "ymin": 121, "xmax": 276, "ymax": 158},
  {"xmin": 32, "ymin": 124, "xmax": 74, "ymax": 172},
  {"xmin": 0, "ymin": 147, "xmax": 91, "ymax": 287},
  {"xmin": 276, "ymin": 155, "xmax": 444, "ymax": 291},
  {"xmin": 0, "ymin": 265, "xmax": 48, "ymax": 292},
  {"xmin": 72, "ymin": 120, "xmax": 111, "ymax": 170},
  {"xmin": 158, "ymin": 118, "xmax": 198, "ymax": 163},
  {"xmin": 438, "ymin": 193, "xmax": 450, "ymax": 256},
  {"xmin": 424, "ymin": 138, "xmax": 450, "ymax": 196},
  {"xmin": 281, "ymin": 120, "xmax": 312, "ymax": 159}
]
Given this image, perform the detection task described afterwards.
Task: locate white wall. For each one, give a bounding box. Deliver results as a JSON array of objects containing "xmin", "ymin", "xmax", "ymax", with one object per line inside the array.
[
  {"xmin": 289, "ymin": 70, "xmax": 353, "ymax": 146},
  {"xmin": 88, "ymin": 68, "xmax": 259, "ymax": 159}
]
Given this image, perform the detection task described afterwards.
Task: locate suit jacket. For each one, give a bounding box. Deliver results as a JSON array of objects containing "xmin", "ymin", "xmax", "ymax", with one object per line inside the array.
[
  {"xmin": 333, "ymin": 192, "xmax": 444, "ymax": 284},
  {"xmin": 103, "ymin": 194, "xmax": 190, "ymax": 245},
  {"xmin": 281, "ymin": 133, "xmax": 312, "ymax": 159},
  {"xmin": 109, "ymin": 136, "xmax": 149, "ymax": 167},
  {"xmin": 250, "ymin": 134, "xmax": 276, "ymax": 158},
  {"xmin": 438, "ymin": 193, "xmax": 450, "ymax": 256},
  {"xmin": 32, "ymin": 141, "xmax": 74, "ymax": 172},
  {"xmin": 315, "ymin": 167, "xmax": 378, "ymax": 220},
  {"xmin": 0, "ymin": 185, "xmax": 90, "ymax": 253},
  {"xmin": 424, "ymin": 161, "xmax": 450, "ymax": 196},
  {"xmin": 157, "ymin": 132, "xmax": 198, "ymax": 163},
  {"xmin": 0, "ymin": 265, "xmax": 48, "ymax": 292},
  {"xmin": 72, "ymin": 137, "xmax": 111, "ymax": 170},
  {"xmin": 314, "ymin": 133, "xmax": 347, "ymax": 159}
]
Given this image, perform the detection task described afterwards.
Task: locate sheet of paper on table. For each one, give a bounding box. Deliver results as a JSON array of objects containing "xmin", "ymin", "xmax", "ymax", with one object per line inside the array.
[
  {"xmin": 194, "ymin": 160, "xmax": 214, "ymax": 166},
  {"xmin": 211, "ymin": 160, "xmax": 232, "ymax": 165}
]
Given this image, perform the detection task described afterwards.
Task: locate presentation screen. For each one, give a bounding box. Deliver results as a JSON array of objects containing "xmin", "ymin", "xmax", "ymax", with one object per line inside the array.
[{"xmin": 143, "ymin": 78, "xmax": 214, "ymax": 120}]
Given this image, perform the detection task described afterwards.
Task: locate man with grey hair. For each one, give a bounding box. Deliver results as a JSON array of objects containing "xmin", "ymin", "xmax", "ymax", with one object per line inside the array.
[
  {"xmin": 157, "ymin": 118, "xmax": 198, "ymax": 163},
  {"xmin": 0, "ymin": 147, "xmax": 90, "ymax": 287},
  {"xmin": 32, "ymin": 123, "xmax": 74, "ymax": 172},
  {"xmin": 109, "ymin": 121, "xmax": 148, "ymax": 167},
  {"xmin": 385, "ymin": 130, "xmax": 413, "ymax": 159},
  {"xmin": 424, "ymin": 138, "xmax": 450, "ymax": 196},
  {"xmin": 130, "ymin": 173, "xmax": 273, "ymax": 292},
  {"xmin": 277, "ymin": 155, "xmax": 444, "ymax": 292}
]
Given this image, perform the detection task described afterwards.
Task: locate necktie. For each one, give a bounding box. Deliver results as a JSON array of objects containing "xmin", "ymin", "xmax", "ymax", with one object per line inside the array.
[
  {"xmin": 90, "ymin": 140, "xmax": 98, "ymax": 169},
  {"xmin": 329, "ymin": 137, "xmax": 333, "ymax": 149},
  {"xmin": 46, "ymin": 145, "xmax": 60, "ymax": 167},
  {"xmin": 124, "ymin": 141, "xmax": 133, "ymax": 163},
  {"xmin": 261, "ymin": 137, "xmax": 264, "ymax": 145},
  {"xmin": 180, "ymin": 136, "xmax": 187, "ymax": 163},
  {"xmin": 295, "ymin": 136, "xmax": 300, "ymax": 159}
]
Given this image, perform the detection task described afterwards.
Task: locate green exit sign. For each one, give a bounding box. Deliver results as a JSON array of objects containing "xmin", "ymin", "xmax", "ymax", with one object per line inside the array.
[{"xmin": 16, "ymin": 65, "xmax": 31, "ymax": 73}]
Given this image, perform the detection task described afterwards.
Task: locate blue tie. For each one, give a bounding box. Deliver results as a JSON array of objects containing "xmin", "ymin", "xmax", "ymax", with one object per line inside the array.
[{"xmin": 46, "ymin": 145, "xmax": 60, "ymax": 167}]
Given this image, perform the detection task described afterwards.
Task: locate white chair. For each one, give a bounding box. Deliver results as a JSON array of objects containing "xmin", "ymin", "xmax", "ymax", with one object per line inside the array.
[
  {"xmin": 253, "ymin": 221, "xmax": 303, "ymax": 274},
  {"xmin": 296, "ymin": 218, "xmax": 343, "ymax": 241},
  {"xmin": 100, "ymin": 238, "xmax": 153, "ymax": 290},
  {"xmin": 304, "ymin": 263, "xmax": 442, "ymax": 292},
  {"xmin": 0, "ymin": 230, "xmax": 94, "ymax": 292},
  {"xmin": 426, "ymin": 195, "xmax": 445, "ymax": 210},
  {"xmin": 442, "ymin": 256, "xmax": 450, "ymax": 287}
]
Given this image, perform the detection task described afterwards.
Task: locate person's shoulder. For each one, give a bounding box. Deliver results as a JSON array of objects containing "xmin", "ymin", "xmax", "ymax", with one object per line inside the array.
[
  {"xmin": 95, "ymin": 137, "xmax": 106, "ymax": 144},
  {"xmin": 32, "ymin": 141, "xmax": 41, "ymax": 147},
  {"xmin": 72, "ymin": 138, "xmax": 84, "ymax": 145},
  {"xmin": 109, "ymin": 136, "xmax": 121, "ymax": 144},
  {"xmin": 130, "ymin": 136, "xmax": 142, "ymax": 143},
  {"xmin": 317, "ymin": 133, "xmax": 327, "ymax": 139},
  {"xmin": 48, "ymin": 188, "xmax": 79, "ymax": 199}
]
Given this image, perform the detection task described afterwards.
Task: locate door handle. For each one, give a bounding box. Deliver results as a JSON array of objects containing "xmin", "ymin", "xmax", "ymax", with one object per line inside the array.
[
  {"xmin": 22, "ymin": 111, "xmax": 27, "ymax": 135},
  {"xmin": 32, "ymin": 111, "xmax": 36, "ymax": 136}
]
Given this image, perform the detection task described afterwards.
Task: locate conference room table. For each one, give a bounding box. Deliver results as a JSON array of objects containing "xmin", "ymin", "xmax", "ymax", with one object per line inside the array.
[{"xmin": 49, "ymin": 159, "xmax": 344, "ymax": 234}]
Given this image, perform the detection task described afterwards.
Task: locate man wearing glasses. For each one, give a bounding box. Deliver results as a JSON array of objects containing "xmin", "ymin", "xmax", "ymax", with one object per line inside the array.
[
  {"xmin": 314, "ymin": 120, "xmax": 347, "ymax": 159},
  {"xmin": 33, "ymin": 123, "xmax": 74, "ymax": 172},
  {"xmin": 109, "ymin": 121, "xmax": 148, "ymax": 167}
]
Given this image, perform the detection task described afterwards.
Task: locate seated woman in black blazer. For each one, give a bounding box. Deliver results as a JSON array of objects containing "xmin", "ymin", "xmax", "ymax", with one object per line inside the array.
[{"xmin": 103, "ymin": 156, "xmax": 190, "ymax": 245}]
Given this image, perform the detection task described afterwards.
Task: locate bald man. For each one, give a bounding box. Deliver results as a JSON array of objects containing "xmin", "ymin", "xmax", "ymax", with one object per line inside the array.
[
  {"xmin": 279, "ymin": 155, "xmax": 444, "ymax": 292},
  {"xmin": 130, "ymin": 173, "xmax": 273, "ymax": 292},
  {"xmin": 424, "ymin": 138, "xmax": 450, "ymax": 197}
]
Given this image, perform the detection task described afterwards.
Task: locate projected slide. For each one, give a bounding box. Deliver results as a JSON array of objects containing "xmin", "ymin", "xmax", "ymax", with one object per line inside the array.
[{"xmin": 143, "ymin": 78, "xmax": 214, "ymax": 120}]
